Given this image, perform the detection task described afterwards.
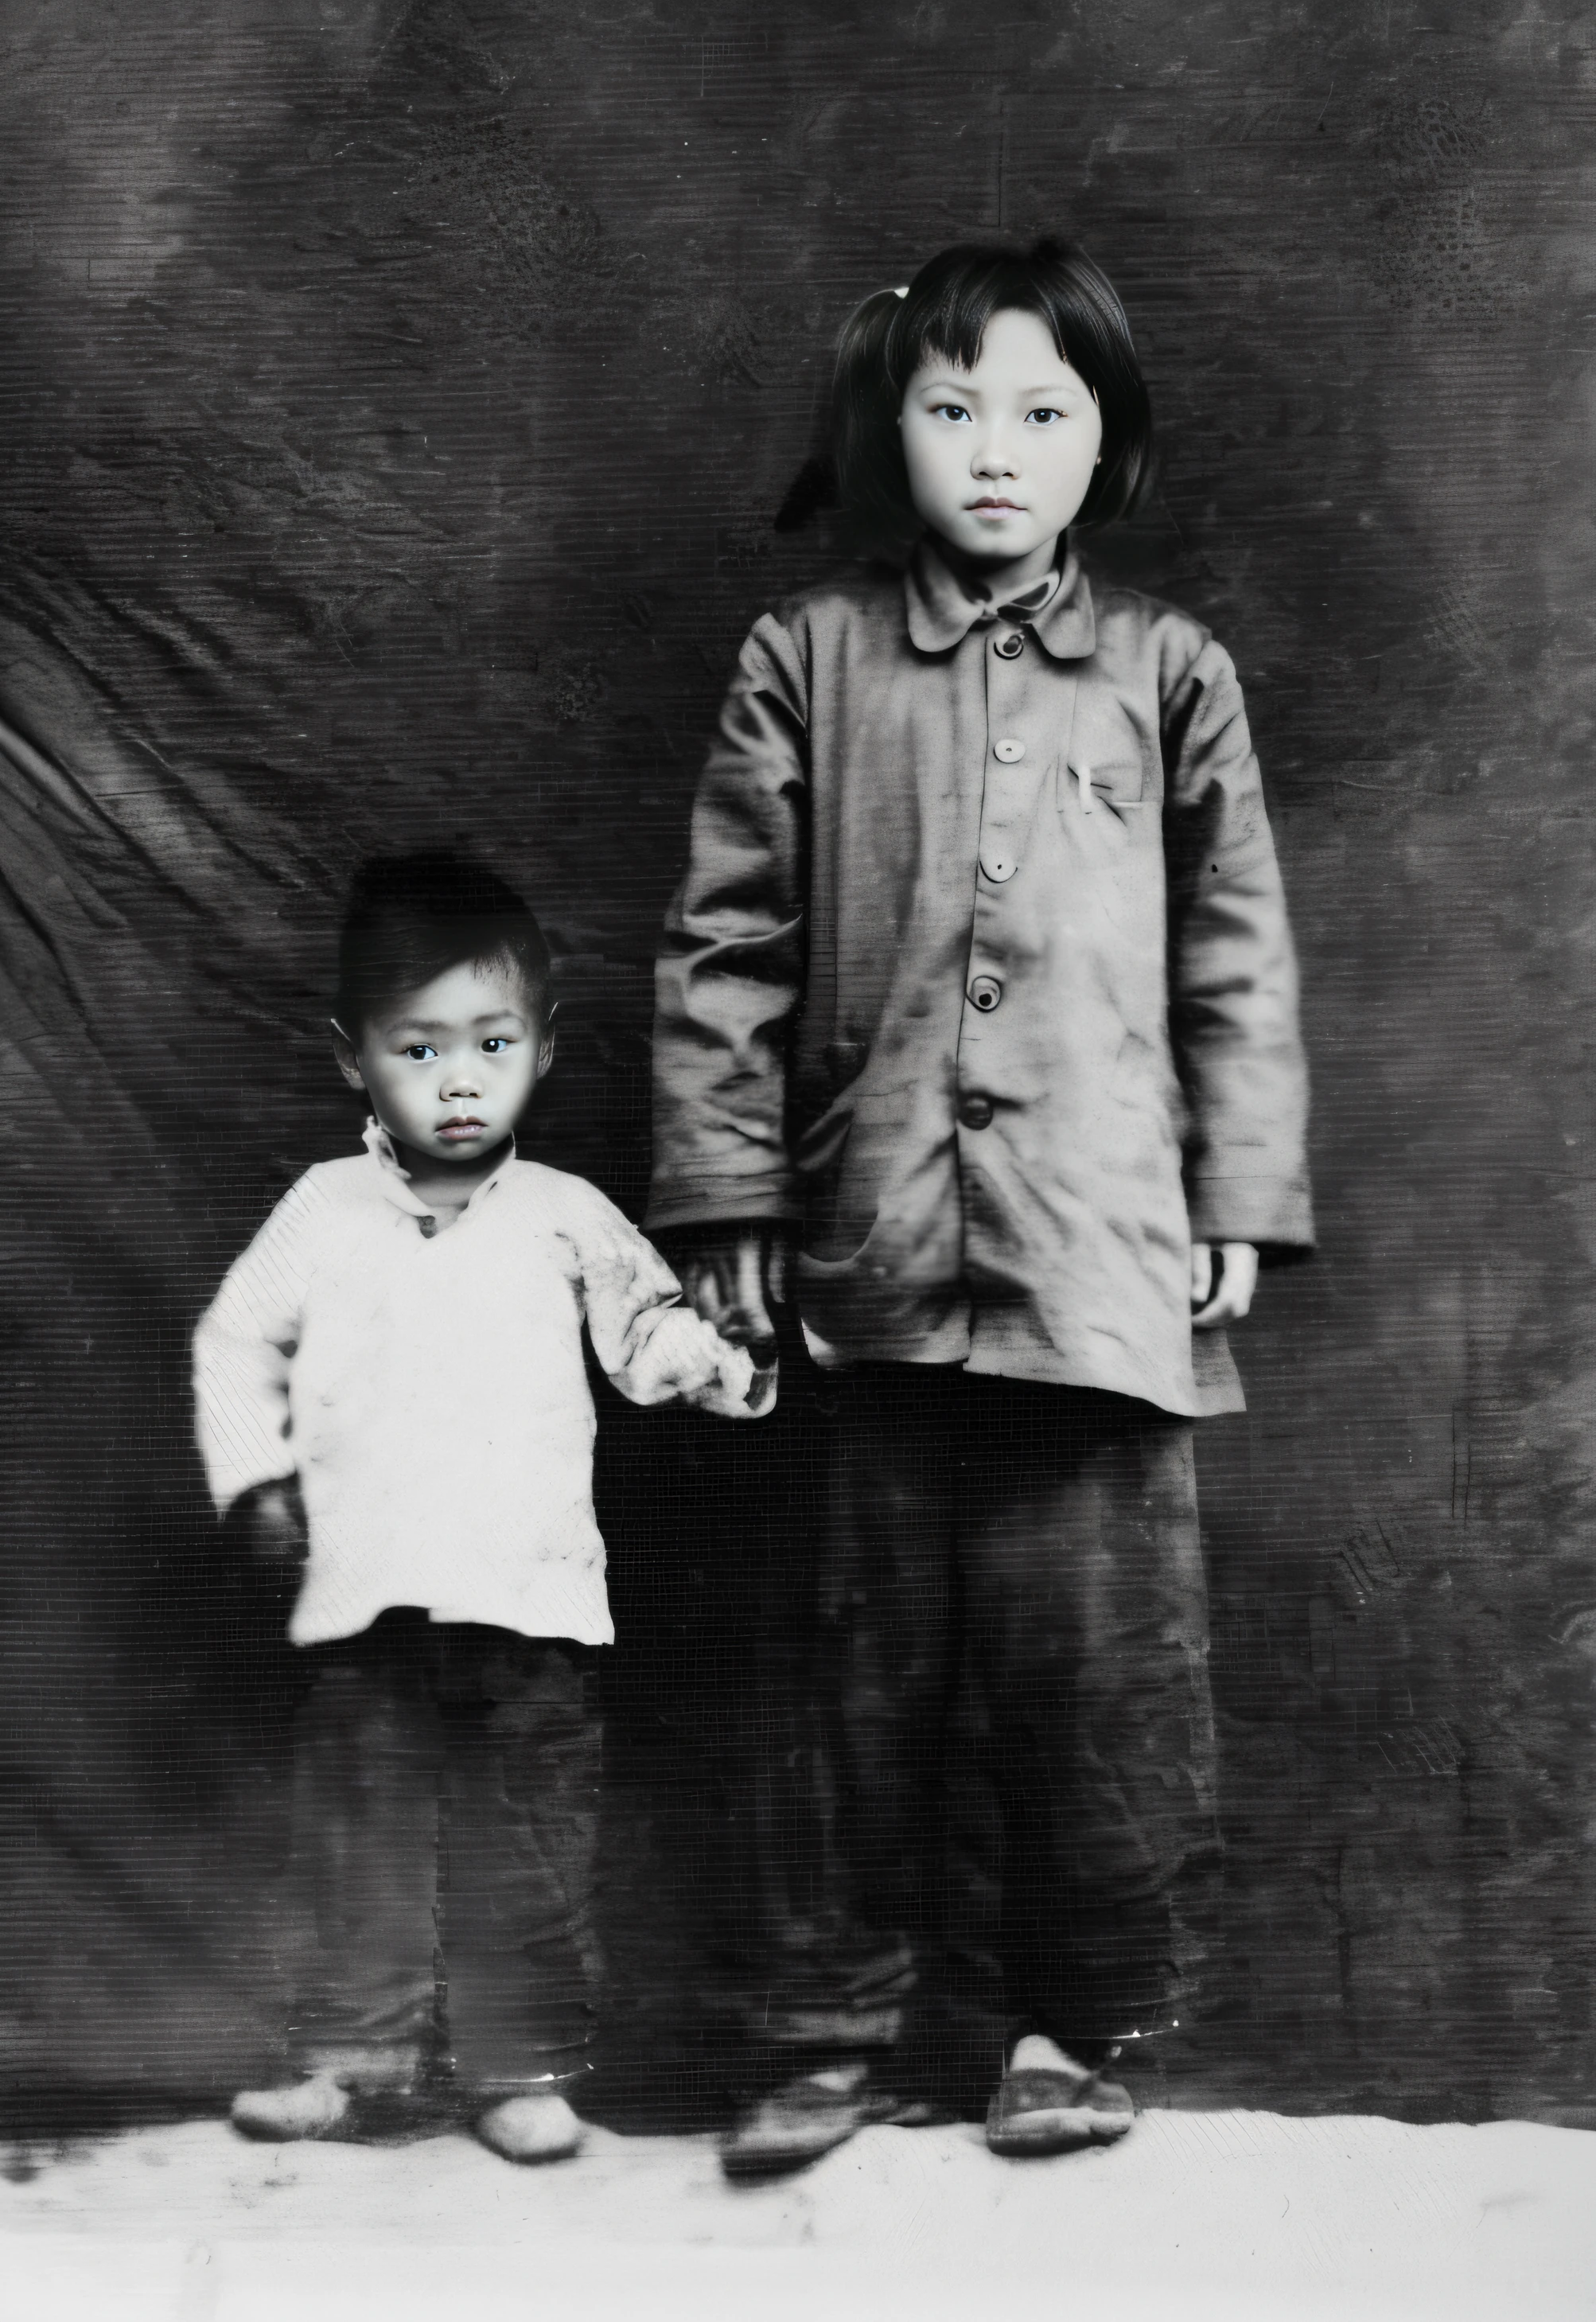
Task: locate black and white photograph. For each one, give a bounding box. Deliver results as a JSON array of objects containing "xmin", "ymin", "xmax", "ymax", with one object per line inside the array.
[{"xmin": 0, "ymin": 4, "xmax": 1591, "ymax": 2316}]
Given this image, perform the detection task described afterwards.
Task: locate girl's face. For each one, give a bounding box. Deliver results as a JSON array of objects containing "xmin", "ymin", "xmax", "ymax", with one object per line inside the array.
[{"xmin": 899, "ymin": 306, "xmax": 1104, "ymax": 579}]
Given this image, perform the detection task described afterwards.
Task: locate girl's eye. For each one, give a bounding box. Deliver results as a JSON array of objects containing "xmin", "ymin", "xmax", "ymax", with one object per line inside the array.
[
  {"xmin": 932, "ymin": 403, "xmax": 971, "ymax": 423},
  {"xmin": 1026, "ymin": 407, "xmax": 1062, "ymax": 425},
  {"xmin": 403, "ymin": 1044, "xmax": 437, "ymax": 1063}
]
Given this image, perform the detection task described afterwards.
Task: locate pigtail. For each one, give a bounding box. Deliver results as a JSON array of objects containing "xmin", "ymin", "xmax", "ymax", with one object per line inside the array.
[
  {"xmin": 773, "ymin": 454, "xmax": 836, "ymax": 534},
  {"xmin": 832, "ymin": 285, "xmax": 908, "ymax": 435},
  {"xmin": 773, "ymin": 285, "xmax": 919, "ymax": 549},
  {"xmin": 831, "ymin": 286, "xmax": 919, "ymax": 548}
]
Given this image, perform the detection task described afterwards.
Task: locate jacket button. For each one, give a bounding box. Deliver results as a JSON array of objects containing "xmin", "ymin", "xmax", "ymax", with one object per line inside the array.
[
  {"xmin": 958, "ymin": 1094, "xmax": 995, "ymax": 1130},
  {"xmin": 967, "ymin": 975, "xmax": 1002, "ymax": 1011},
  {"xmin": 980, "ymin": 852, "xmax": 1018, "ymax": 882},
  {"xmin": 992, "ymin": 737, "xmax": 1026, "ymax": 762},
  {"xmin": 418, "ymin": 1215, "xmax": 437, "ymax": 1238},
  {"xmin": 994, "ymin": 632, "xmax": 1024, "ymax": 659}
]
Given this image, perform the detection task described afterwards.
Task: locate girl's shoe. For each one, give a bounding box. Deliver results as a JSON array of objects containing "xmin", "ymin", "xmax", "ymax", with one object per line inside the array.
[
  {"xmin": 984, "ymin": 2054, "xmax": 1136, "ymax": 2157},
  {"xmin": 721, "ymin": 2059, "xmax": 900, "ymax": 2179},
  {"xmin": 231, "ymin": 2069, "xmax": 351, "ymax": 2141},
  {"xmin": 474, "ymin": 2091, "xmax": 585, "ymax": 2164}
]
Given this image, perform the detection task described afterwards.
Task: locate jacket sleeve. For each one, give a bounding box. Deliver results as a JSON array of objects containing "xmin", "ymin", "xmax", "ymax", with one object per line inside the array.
[
  {"xmin": 646, "ymin": 613, "xmax": 810, "ymax": 1234},
  {"xmin": 192, "ymin": 1179, "xmax": 317, "ymax": 1514},
  {"xmin": 1162, "ymin": 637, "xmax": 1314, "ymax": 1256},
  {"xmin": 576, "ymin": 1187, "xmax": 771, "ymax": 1420}
]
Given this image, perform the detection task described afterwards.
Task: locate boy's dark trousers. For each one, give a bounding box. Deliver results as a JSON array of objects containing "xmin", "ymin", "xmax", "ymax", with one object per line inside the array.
[
  {"xmin": 711, "ymin": 1354, "xmax": 1220, "ymax": 2106},
  {"xmin": 282, "ymin": 1611, "xmax": 601, "ymax": 2094}
]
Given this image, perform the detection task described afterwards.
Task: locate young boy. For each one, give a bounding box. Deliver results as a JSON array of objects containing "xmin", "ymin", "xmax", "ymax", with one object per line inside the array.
[{"xmin": 196, "ymin": 854, "xmax": 765, "ymax": 2162}]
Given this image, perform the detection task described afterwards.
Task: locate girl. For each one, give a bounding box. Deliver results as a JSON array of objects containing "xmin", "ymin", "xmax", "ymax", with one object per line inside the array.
[{"xmin": 647, "ymin": 240, "xmax": 1312, "ymax": 2171}]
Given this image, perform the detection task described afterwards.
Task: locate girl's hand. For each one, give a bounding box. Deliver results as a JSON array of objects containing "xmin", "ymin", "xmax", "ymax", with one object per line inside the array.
[
  {"xmin": 675, "ymin": 1228, "xmax": 784, "ymax": 1368},
  {"xmin": 245, "ymin": 1476, "xmax": 309, "ymax": 1568},
  {"xmin": 1191, "ymin": 1242, "xmax": 1259, "ymax": 1330}
]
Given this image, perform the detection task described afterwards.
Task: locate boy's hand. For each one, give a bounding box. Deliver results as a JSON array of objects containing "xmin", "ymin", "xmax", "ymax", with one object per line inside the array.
[
  {"xmin": 675, "ymin": 1227, "xmax": 784, "ymax": 1369},
  {"xmin": 1191, "ymin": 1242, "xmax": 1258, "ymax": 1329},
  {"xmin": 243, "ymin": 1476, "xmax": 309, "ymax": 1568}
]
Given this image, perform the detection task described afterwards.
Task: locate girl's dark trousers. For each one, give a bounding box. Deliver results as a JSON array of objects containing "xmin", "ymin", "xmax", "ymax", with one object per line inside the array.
[
  {"xmin": 280, "ymin": 1611, "xmax": 602, "ymax": 2095},
  {"xmin": 703, "ymin": 1340, "xmax": 1220, "ymax": 2106}
]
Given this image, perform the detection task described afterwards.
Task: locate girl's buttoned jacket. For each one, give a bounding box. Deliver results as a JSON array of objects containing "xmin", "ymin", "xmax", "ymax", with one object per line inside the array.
[{"xmin": 648, "ymin": 540, "xmax": 1314, "ymax": 1417}]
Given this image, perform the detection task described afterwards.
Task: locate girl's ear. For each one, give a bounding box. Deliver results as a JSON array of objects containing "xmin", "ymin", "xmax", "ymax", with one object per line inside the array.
[{"xmin": 330, "ymin": 1018, "xmax": 366, "ymax": 1091}]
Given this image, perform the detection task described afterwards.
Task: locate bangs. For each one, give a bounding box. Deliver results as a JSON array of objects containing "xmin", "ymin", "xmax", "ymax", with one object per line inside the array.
[
  {"xmin": 898, "ymin": 260, "xmax": 1069, "ymax": 383},
  {"xmin": 886, "ymin": 243, "xmax": 1141, "ymax": 411}
]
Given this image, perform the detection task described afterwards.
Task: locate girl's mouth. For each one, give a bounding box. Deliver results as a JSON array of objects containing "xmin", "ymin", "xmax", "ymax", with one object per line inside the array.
[
  {"xmin": 970, "ymin": 497, "xmax": 1022, "ymax": 513},
  {"xmin": 438, "ymin": 1117, "xmax": 487, "ymax": 1142}
]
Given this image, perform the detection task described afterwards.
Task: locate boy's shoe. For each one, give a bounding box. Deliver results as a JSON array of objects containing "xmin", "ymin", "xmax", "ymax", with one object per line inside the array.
[
  {"xmin": 984, "ymin": 2055, "xmax": 1136, "ymax": 2158},
  {"xmin": 473, "ymin": 2091, "xmax": 585, "ymax": 2164},
  {"xmin": 230, "ymin": 2043, "xmax": 423, "ymax": 2143},
  {"xmin": 721, "ymin": 2059, "xmax": 901, "ymax": 2179},
  {"xmin": 231, "ymin": 2069, "xmax": 352, "ymax": 2141}
]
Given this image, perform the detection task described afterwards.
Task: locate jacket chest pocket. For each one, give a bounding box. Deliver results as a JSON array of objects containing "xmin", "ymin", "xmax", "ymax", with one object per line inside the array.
[{"xmin": 1058, "ymin": 694, "xmax": 1155, "ymax": 819}]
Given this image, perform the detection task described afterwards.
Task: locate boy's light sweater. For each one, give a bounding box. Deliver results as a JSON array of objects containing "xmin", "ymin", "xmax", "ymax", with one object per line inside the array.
[{"xmin": 193, "ymin": 1123, "xmax": 761, "ymax": 1647}]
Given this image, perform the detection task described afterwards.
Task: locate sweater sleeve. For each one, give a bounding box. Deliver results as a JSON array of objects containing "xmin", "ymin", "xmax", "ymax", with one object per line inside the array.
[
  {"xmin": 1162, "ymin": 637, "xmax": 1314, "ymax": 1256},
  {"xmin": 573, "ymin": 1186, "xmax": 770, "ymax": 1420},
  {"xmin": 646, "ymin": 612, "xmax": 811, "ymax": 1234},
  {"xmin": 192, "ymin": 1177, "xmax": 319, "ymax": 1513}
]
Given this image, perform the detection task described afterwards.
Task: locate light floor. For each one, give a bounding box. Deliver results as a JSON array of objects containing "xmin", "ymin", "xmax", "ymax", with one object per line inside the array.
[{"xmin": 2, "ymin": 2108, "xmax": 1593, "ymax": 2321}]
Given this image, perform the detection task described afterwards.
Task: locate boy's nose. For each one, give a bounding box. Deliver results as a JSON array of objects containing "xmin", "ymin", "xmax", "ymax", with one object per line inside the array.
[{"xmin": 442, "ymin": 1070, "xmax": 481, "ymax": 1099}]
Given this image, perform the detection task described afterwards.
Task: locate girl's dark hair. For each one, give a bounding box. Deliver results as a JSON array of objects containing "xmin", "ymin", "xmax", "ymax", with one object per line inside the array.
[
  {"xmin": 828, "ymin": 237, "xmax": 1154, "ymax": 548},
  {"xmin": 335, "ymin": 852, "xmax": 553, "ymax": 1037}
]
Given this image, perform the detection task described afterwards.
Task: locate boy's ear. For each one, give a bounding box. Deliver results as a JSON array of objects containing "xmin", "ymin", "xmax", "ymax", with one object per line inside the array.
[{"xmin": 329, "ymin": 1018, "xmax": 366, "ymax": 1092}]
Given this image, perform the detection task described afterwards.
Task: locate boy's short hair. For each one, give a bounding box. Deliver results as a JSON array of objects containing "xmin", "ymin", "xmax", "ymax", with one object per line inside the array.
[
  {"xmin": 831, "ymin": 238, "xmax": 1155, "ymax": 551},
  {"xmin": 335, "ymin": 853, "xmax": 553, "ymax": 1038}
]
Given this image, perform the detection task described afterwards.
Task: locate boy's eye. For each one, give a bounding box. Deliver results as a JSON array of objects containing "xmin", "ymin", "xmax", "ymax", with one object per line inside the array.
[
  {"xmin": 402, "ymin": 1044, "xmax": 437, "ymax": 1062},
  {"xmin": 481, "ymin": 1036, "xmax": 513, "ymax": 1054}
]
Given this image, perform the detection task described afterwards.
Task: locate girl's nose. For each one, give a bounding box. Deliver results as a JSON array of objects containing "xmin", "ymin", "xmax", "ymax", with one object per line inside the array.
[{"xmin": 971, "ymin": 433, "xmax": 1018, "ymax": 479}]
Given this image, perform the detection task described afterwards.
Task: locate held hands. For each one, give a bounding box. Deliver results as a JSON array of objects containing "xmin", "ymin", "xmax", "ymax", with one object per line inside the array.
[
  {"xmin": 1191, "ymin": 1241, "xmax": 1258, "ymax": 1330},
  {"xmin": 676, "ymin": 1227, "xmax": 1255, "ymax": 1342},
  {"xmin": 243, "ymin": 1475, "xmax": 309, "ymax": 1569},
  {"xmin": 675, "ymin": 1226, "xmax": 784, "ymax": 1371}
]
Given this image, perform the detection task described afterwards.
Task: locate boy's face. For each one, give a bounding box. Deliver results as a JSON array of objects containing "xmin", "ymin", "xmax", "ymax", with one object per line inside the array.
[
  {"xmin": 899, "ymin": 306, "xmax": 1104, "ymax": 572},
  {"xmin": 333, "ymin": 958, "xmax": 552, "ymax": 1167}
]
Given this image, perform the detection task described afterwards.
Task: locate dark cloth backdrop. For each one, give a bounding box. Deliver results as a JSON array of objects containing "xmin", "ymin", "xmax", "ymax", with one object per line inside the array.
[{"xmin": 1, "ymin": 0, "xmax": 1590, "ymax": 2128}]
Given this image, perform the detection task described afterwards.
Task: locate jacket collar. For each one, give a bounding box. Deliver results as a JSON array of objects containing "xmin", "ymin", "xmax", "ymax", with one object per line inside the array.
[
  {"xmin": 904, "ymin": 533, "xmax": 1096, "ymax": 660},
  {"xmin": 362, "ymin": 1117, "xmax": 513, "ymax": 1221}
]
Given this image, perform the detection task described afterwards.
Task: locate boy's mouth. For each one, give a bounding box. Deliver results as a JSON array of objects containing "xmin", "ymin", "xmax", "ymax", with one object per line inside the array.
[{"xmin": 438, "ymin": 1116, "xmax": 488, "ymax": 1142}]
